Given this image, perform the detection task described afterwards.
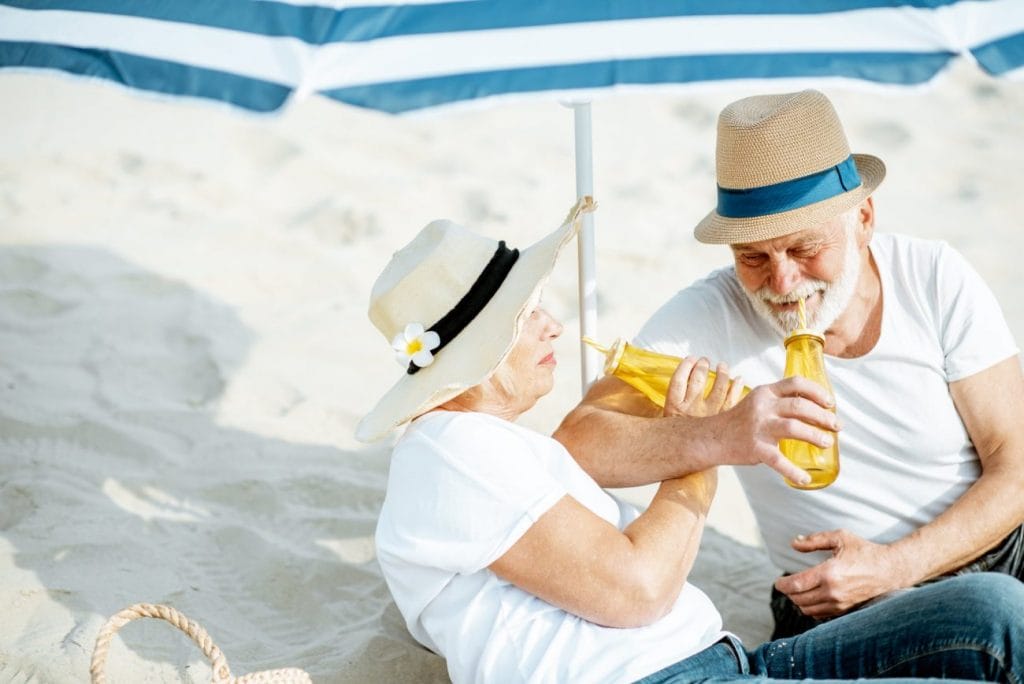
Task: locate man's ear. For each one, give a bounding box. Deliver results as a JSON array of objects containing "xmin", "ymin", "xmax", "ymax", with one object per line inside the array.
[{"xmin": 857, "ymin": 196, "xmax": 875, "ymax": 247}]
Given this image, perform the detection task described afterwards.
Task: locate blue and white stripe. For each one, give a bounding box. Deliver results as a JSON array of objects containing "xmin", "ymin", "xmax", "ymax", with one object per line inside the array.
[{"xmin": 1, "ymin": 0, "xmax": 1022, "ymax": 114}]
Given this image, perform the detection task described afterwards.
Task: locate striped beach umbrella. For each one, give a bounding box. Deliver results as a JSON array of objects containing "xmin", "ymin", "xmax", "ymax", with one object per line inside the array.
[{"xmin": 3, "ymin": 0, "xmax": 1023, "ymax": 386}]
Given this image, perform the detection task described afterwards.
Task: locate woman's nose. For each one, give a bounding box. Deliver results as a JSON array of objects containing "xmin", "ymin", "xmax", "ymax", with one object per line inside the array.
[{"xmin": 538, "ymin": 309, "xmax": 563, "ymax": 339}]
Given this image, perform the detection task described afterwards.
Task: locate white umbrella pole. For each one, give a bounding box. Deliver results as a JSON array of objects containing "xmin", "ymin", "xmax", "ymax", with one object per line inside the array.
[{"xmin": 571, "ymin": 102, "xmax": 600, "ymax": 393}]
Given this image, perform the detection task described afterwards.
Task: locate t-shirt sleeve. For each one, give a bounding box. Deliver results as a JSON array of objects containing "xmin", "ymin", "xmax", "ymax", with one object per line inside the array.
[
  {"xmin": 380, "ymin": 415, "xmax": 567, "ymax": 575},
  {"xmin": 634, "ymin": 276, "xmax": 726, "ymax": 357},
  {"xmin": 934, "ymin": 242, "xmax": 1019, "ymax": 381}
]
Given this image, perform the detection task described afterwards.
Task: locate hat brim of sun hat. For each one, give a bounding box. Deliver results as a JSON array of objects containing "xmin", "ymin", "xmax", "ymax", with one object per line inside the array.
[
  {"xmin": 355, "ymin": 207, "xmax": 583, "ymax": 443},
  {"xmin": 694, "ymin": 153, "xmax": 885, "ymax": 245}
]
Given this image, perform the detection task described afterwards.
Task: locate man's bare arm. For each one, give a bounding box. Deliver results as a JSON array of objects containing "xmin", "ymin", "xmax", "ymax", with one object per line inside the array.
[
  {"xmin": 553, "ymin": 360, "xmax": 839, "ymax": 488},
  {"xmin": 895, "ymin": 355, "xmax": 1024, "ymax": 577}
]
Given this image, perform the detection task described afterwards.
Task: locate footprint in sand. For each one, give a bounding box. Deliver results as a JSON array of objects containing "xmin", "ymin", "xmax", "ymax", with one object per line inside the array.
[
  {"xmin": 0, "ymin": 482, "xmax": 37, "ymax": 531},
  {"xmin": 287, "ymin": 199, "xmax": 380, "ymax": 245},
  {"xmin": 0, "ymin": 253, "xmax": 79, "ymax": 319},
  {"xmin": 0, "ymin": 288, "xmax": 76, "ymax": 319}
]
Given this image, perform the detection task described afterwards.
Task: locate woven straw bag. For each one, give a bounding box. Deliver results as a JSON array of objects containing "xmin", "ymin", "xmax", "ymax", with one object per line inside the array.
[{"xmin": 90, "ymin": 603, "xmax": 312, "ymax": 683}]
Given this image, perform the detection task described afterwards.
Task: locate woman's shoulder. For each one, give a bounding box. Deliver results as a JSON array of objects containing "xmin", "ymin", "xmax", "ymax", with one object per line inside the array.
[
  {"xmin": 399, "ymin": 411, "xmax": 541, "ymax": 461},
  {"xmin": 385, "ymin": 412, "xmax": 562, "ymax": 514},
  {"xmin": 408, "ymin": 410, "xmax": 514, "ymax": 439}
]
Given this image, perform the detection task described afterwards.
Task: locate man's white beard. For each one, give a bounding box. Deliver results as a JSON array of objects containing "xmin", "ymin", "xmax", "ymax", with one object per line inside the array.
[{"xmin": 742, "ymin": 228, "xmax": 862, "ymax": 338}]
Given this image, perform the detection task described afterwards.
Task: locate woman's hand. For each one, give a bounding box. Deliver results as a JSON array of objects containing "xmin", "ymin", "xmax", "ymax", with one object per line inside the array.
[{"xmin": 663, "ymin": 357, "xmax": 744, "ymax": 418}]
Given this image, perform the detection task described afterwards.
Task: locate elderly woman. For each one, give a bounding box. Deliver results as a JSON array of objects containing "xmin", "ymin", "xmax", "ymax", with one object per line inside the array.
[{"xmin": 357, "ymin": 200, "xmax": 1024, "ymax": 684}]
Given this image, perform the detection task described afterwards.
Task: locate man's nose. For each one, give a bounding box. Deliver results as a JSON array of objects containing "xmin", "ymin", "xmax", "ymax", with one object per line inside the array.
[{"xmin": 769, "ymin": 258, "xmax": 800, "ymax": 295}]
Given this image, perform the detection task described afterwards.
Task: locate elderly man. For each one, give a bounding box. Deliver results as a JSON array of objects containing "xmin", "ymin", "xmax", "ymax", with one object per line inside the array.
[{"xmin": 556, "ymin": 89, "xmax": 1024, "ymax": 638}]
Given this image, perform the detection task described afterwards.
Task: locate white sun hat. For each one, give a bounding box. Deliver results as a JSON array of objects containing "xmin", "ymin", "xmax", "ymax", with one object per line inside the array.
[{"xmin": 356, "ymin": 197, "xmax": 595, "ymax": 442}]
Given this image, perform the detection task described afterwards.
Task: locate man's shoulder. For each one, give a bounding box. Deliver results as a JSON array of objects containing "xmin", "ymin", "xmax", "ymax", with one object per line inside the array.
[
  {"xmin": 872, "ymin": 231, "xmax": 958, "ymax": 276},
  {"xmin": 665, "ymin": 263, "xmax": 742, "ymax": 304},
  {"xmin": 873, "ymin": 231, "xmax": 949, "ymax": 257},
  {"xmin": 638, "ymin": 264, "xmax": 754, "ymax": 344}
]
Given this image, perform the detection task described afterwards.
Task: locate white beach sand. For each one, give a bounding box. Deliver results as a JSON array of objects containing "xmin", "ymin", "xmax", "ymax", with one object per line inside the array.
[{"xmin": 1, "ymin": 62, "xmax": 1022, "ymax": 682}]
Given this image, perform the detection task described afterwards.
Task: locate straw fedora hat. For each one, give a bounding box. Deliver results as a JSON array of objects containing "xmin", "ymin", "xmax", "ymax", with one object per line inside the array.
[
  {"xmin": 695, "ymin": 89, "xmax": 885, "ymax": 244},
  {"xmin": 356, "ymin": 197, "xmax": 594, "ymax": 442}
]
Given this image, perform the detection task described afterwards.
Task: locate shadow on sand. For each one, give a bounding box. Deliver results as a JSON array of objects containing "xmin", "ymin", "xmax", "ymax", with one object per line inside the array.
[
  {"xmin": 0, "ymin": 244, "xmax": 775, "ymax": 682},
  {"xmin": 0, "ymin": 244, "xmax": 447, "ymax": 682}
]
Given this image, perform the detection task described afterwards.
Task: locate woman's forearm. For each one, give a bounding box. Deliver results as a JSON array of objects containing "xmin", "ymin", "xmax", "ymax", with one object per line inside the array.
[{"xmin": 620, "ymin": 469, "xmax": 718, "ymax": 621}]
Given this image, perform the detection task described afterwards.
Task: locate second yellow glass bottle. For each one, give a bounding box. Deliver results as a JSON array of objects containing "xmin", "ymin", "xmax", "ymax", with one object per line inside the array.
[
  {"xmin": 779, "ymin": 327, "xmax": 839, "ymax": 490},
  {"xmin": 583, "ymin": 337, "xmax": 749, "ymax": 408}
]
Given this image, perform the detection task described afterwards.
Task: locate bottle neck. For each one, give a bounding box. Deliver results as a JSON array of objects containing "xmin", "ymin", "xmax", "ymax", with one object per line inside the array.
[{"xmin": 784, "ymin": 331, "xmax": 825, "ymax": 349}]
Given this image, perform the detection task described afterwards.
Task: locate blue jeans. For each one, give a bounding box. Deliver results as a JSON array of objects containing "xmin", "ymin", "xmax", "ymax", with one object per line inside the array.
[{"xmin": 636, "ymin": 573, "xmax": 1024, "ymax": 683}]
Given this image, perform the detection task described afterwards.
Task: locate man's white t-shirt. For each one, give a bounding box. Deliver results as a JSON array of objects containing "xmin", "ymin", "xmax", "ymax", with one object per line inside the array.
[
  {"xmin": 635, "ymin": 233, "xmax": 1018, "ymax": 573},
  {"xmin": 376, "ymin": 411, "xmax": 725, "ymax": 684}
]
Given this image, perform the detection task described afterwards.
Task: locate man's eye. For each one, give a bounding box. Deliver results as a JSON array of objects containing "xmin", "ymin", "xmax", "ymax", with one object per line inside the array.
[
  {"xmin": 739, "ymin": 254, "xmax": 765, "ymax": 266},
  {"xmin": 791, "ymin": 247, "xmax": 819, "ymax": 258}
]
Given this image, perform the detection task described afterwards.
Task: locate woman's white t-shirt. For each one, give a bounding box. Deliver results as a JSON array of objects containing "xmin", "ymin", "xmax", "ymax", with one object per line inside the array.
[{"xmin": 375, "ymin": 411, "xmax": 725, "ymax": 684}]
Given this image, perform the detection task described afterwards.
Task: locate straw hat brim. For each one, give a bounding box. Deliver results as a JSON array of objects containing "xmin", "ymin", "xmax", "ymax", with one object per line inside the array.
[
  {"xmin": 355, "ymin": 214, "xmax": 578, "ymax": 443},
  {"xmin": 694, "ymin": 154, "xmax": 886, "ymax": 245}
]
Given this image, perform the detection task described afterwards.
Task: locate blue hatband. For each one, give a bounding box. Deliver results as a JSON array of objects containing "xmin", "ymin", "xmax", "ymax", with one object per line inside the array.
[{"xmin": 717, "ymin": 155, "xmax": 862, "ymax": 219}]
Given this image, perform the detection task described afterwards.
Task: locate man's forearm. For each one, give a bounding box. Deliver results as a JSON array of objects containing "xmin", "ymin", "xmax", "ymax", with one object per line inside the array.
[
  {"xmin": 556, "ymin": 374, "xmax": 839, "ymax": 488},
  {"xmin": 553, "ymin": 404, "xmax": 715, "ymax": 487},
  {"xmin": 903, "ymin": 357, "xmax": 1024, "ymax": 580},
  {"xmin": 890, "ymin": 462, "xmax": 1024, "ymax": 584}
]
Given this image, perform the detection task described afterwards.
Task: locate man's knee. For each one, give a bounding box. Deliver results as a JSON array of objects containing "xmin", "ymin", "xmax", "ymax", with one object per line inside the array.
[
  {"xmin": 952, "ymin": 572, "xmax": 1024, "ymax": 641},
  {"xmin": 932, "ymin": 574, "xmax": 1024, "ymax": 681},
  {"xmin": 956, "ymin": 571, "xmax": 1024, "ymax": 607}
]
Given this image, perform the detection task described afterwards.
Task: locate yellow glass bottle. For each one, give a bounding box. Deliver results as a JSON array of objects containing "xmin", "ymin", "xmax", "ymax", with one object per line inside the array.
[
  {"xmin": 583, "ymin": 337, "xmax": 749, "ymax": 408},
  {"xmin": 779, "ymin": 327, "xmax": 839, "ymax": 490}
]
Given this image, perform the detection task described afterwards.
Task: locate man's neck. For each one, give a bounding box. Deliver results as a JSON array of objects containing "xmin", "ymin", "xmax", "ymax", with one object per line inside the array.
[{"xmin": 823, "ymin": 249, "xmax": 882, "ymax": 358}]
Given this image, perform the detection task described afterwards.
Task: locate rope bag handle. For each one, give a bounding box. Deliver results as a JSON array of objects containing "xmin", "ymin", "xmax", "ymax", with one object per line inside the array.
[{"xmin": 90, "ymin": 603, "xmax": 312, "ymax": 684}]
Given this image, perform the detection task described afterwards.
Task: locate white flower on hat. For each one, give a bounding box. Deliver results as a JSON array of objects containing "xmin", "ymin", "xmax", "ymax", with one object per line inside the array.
[{"xmin": 391, "ymin": 323, "xmax": 441, "ymax": 369}]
